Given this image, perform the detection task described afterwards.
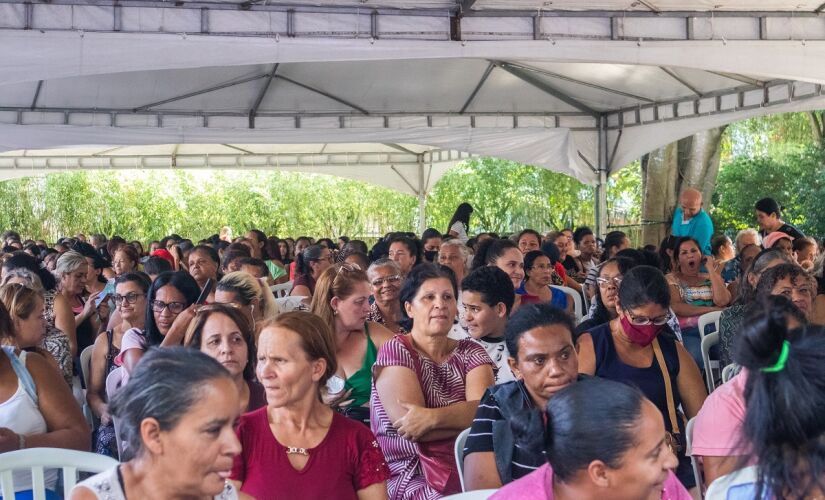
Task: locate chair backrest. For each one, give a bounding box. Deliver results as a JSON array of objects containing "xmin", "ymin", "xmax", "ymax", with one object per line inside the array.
[
  {"xmin": 79, "ymin": 345, "xmax": 95, "ymax": 389},
  {"xmin": 274, "ymin": 295, "xmax": 308, "ymax": 312},
  {"xmin": 686, "ymin": 417, "xmax": 705, "ymax": 495},
  {"xmin": 701, "ymin": 331, "xmax": 720, "ymax": 394},
  {"xmin": 549, "ymin": 285, "xmax": 583, "ymax": 322},
  {"xmin": 0, "ymin": 448, "xmax": 118, "ymax": 499},
  {"xmin": 698, "ymin": 310, "xmax": 723, "ymax": 340},
  {"xmin": 722, "ymin": 363, "xmax": 740, "ymax": 385},
  {"xmin": 705, "ymin": 465, "xmax": 760, "ymax": 500},
  {"xmin": 454, "ymin": 427, "xmax": 471, "ymax": 492},
  {"xmin": 270, "ymin": 280, "xmax": 294, "ymax": 299},
  {"xmin": 442, "ymin": 489, "xmax": 498, "ymax": 499},
  {"xmin": 106, "ymin": 368, "xmax": 126, "ymax": 460}
]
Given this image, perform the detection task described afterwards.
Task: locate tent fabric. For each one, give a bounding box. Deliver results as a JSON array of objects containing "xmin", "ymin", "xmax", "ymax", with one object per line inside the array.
[{"xmin": 1, "ymin": 1, "xmax": 825, "ymax": 196}]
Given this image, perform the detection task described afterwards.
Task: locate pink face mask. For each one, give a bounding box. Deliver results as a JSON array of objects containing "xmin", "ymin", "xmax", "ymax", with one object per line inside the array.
[{"xmin": 619, "ymin": 316, "xmax": 664, "ymax": 346}]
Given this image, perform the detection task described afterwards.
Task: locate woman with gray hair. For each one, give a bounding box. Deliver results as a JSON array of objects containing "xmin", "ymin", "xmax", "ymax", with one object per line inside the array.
[
  {"xmin": 366, "ymin": 259, "xmax": 407, "ymax": 334},
  {"xmin": 437, "ymin": 239, "xmax": 470, "ymax": 285},
  {"xmin": 70, "ymin": 347, "xmax": 249, "ymax": 499},
  {"xmin": 53, "ymin": 250, "xmax": 107, "ymax": 357},
  {"xmin": 1, "ymin": 269, "xmax": 73, "ymax": 385}
]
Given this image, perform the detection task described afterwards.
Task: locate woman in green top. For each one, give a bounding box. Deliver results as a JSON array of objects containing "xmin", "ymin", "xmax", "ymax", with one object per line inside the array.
[{"xmin": 310, "ymin": 263, "xmax": 394, "ymax": 408}]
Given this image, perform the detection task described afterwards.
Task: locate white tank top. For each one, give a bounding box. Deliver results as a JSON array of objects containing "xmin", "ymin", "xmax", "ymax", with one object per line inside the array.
[{"xmin": 0, "ymin": 348, "xmax": 57, "ymax": 492}]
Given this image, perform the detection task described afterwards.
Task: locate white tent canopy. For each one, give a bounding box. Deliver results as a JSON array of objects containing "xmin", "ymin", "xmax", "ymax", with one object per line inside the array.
[{"xmin": 2, "ymin": 0, "xmax": 825, "ymax": 233}]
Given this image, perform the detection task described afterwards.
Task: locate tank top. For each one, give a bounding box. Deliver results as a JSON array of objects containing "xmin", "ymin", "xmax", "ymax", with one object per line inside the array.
[
  {"xmin": 588, "ymin": 323, "xmax": 685, "ymax": 435},
  {"xmin": 74, "ymin": 466, "xmax": 240, "ymax": 499},
  {"xmin": 0, "ymin": 347, "xmax": 58, "ymax": 492},
  {"xmin": 343, "ymin": 324, "xmax": 377, "ymax": 408},
  {"xmin": 71, "ymin": 296, "xmax": 97, "ymax": 354}
]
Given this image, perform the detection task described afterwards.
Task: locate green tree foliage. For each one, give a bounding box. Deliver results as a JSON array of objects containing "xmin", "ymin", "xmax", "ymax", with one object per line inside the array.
[
  {"xmin": 425, "ymin": 157, "xmax": 596, "ymax": 234},
  {"xmin": 0, "ymin": 159, "xmax": 644, "ymax": 243},
  {"xmin": 711, "ymin": 143, "xmax": 825, "ymax": 236}
]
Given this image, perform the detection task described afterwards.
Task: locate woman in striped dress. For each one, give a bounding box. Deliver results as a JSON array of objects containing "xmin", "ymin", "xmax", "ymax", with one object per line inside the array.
[{"xmin": 370, "ymin": 264, "xmax": 494, "ymax": 499}]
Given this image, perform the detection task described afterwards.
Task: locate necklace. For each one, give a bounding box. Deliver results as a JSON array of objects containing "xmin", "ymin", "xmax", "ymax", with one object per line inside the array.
[{"xmin": 286, "ymin": 446, "xmax": 309, "ymax": 456}]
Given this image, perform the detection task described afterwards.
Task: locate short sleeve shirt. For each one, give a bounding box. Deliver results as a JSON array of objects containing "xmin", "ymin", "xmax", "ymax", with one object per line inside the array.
[{"xmin": 691, "ymin": 371, "xmax": 750, "ymax": 458}]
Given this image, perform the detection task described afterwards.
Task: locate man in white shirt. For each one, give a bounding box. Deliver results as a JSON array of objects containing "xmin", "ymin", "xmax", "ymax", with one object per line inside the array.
[{"xmin": 461, "ymin": 266, "xmax": 516, "ymax": 383}]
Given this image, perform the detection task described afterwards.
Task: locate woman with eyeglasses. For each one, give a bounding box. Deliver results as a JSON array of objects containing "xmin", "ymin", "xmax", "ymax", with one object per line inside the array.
[
  {"xmin": 291, "ymin": 244, "xmax": 334, "ymax": 298},
  {"xmin": 117, "ymin": 271, "xmax": 200, "ymax": 378},
  {"xmin": 310, "ymin": 264, "xmax": 393, "ymax": 416},
  {"xmin": 185, "ymin": 303, "xmax": 266, "ymax": 415},
  {"xmin": 86, "ymin": 272, "xmax": 150, "ymax": 458},
  {"xmin": 577, "ymin": 265, "xmax": 707, "ymax": 491},
  {"xmin": 365, "ymin": 259, "xmax": 407, "ymax": 335},
  {"xmin": 575, "ymin": 257, "xmax": 638, "ymax": 337}
]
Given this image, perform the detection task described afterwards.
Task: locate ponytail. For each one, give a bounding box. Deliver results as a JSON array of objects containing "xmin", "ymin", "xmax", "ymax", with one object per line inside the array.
[{"xmin": 735, "ymin": 296, "xmax": 825, "ymax": 500}]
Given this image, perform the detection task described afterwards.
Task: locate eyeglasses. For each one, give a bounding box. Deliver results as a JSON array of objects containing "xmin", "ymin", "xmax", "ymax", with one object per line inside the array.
[
  {"xmin": 151, "ymin": 299, "xmax": 187, "ymax": 314},
  {"xmin": 113, "ymin": 292, "xmax": 145, "ymax": 305},
  {"xmin": 596, "ymin": 276, "xmax": 623, "ymax": 288},
  {"xmin": 625, "ymin": 311, "xmax": 672, "ymax": 326},
  {"xmin": 371, "ymin": 275, "xmax": 402, "ymax": 287}
]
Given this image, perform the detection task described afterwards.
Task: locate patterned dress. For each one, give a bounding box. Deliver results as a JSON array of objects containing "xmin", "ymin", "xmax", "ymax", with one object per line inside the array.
[
  {"xmin": 370, "ymin": 336, "xmax": 494, "ymax": 499},
  {"xmin": 366, "ymin": 303, "xmax": 408, "ymax": 335},
  {"xmin": 42, "ymin": 290, "xmax": 73, "ymax": 386}
]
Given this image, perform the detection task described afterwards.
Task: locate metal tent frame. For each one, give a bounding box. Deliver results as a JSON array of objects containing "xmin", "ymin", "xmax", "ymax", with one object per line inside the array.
[{"xmin": 2, "ymin": 0, "xmax": 825, "ymax": 234}]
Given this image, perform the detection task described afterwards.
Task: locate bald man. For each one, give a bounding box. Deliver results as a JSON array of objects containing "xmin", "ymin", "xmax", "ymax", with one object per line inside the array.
[{"xmin": 671, "ymin": 187, "xmax": 714, "ymax": 255}]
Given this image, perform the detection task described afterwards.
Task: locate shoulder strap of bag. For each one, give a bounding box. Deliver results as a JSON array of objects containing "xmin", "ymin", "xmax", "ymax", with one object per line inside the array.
[
  {"xmin": 651, "ymin": 338, "xmax": 680, "ymax": 435},
  {"xmin": 2, "ymin": 346, "xmax": 38, "ymax": 404}
]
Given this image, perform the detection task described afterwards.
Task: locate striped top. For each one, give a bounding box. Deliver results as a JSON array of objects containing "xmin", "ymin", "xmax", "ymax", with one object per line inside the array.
[
  {"xmin": 370, "ymin": 335, "xmax": 494, "ymax": 499},
  {"xmin": 463, "ymin": 382, "xmax": 545, "ymax": 481}
]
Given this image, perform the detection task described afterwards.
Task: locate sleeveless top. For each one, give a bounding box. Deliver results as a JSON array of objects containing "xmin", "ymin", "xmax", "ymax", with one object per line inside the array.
[
  {"xmin": 343, "ymin": 324, "xmax": 377, "ymax": 408},
  {"xmin": 666, "ymin": 275, "xmax": 714, "ymax": 307},
  {"xmin": 588, "ymin": 323, "xmax": 685, "ymax": 435},
  {"xmin": 75, "ymin": 466, "xmax": 240, "ymax": 500},
  {"xmin": 0, "ymin": 347, "xmax": 58, "ymax": 492},
  {"xmin": 71, "ymin": 295, "xmax": 97, "ymax": 354}
]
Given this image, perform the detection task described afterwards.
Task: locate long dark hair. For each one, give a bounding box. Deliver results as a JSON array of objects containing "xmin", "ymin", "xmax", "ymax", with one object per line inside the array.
[
  {"xmin": 2, "ymin": 251, "xmax": 57, "ymax": 291},
  {"xmin": 447, "ymin": 203, "xmax": 473, "ymax": 234},
  {"xmin": 471, "ymin": 238, "xmax": 518, "ymax": 271},
  {"xmin": 512, "ymin": 377, "xmax": 645, "ymax": 481},
  {"xmin": 735, "ymin": 297, "xmax": 824, "ymax": 500},
  {"xmin": 295, "ymin": 244, "xmax": 326, "ymax": 276},
  {"xmin": 144, "ymin": 271, "xmax": 200, "ymax": 347}
]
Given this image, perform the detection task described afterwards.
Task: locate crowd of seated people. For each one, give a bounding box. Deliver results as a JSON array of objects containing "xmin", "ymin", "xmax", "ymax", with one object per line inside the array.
[{"xmin": 0, "ymin": 195, "xmax": 824, "ymax": 499}]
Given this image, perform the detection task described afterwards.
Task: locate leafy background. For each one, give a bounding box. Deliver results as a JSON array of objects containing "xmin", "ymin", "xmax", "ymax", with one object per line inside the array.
[{"xmin": 1, "ymin": 112, "xmax": 822, "ymax": 243}]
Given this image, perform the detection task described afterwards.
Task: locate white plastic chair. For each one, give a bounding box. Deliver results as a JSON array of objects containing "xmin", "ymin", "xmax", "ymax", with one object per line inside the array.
[
  {"xmin": 686, "ymin": 417, "xmax": 705, "ymax": 495},
  {"xmin": 106, "ymin": 367, "xmax": 125, "ymax": 460},
  {"xmin": 270, "ymin": 280, "xmax": 294, "ymax": 299},
  {"xmin": 701, "ymin": 332, "xmax": 720, "ymax": 394},
  {"xmin": 442, "ymin": 489, "xmax": 498, "ymax": 499},
  {"xmin": 722, "ymin": 363, "xmax": 740, "ymax": 384},
  {"xmin": 274, "ymin": 295, "xmax": 308, "ymax": 312},
  {"xmin": 0, "ymin": 448, "xmax": 118, "ymax": 499},
  {"xmin": 698, "ymin": 310, "xmax": 723, "ymax": 393},
  {"xmin": 705, "ymin": 464, "xmax": 759, "ymax": 500},
  {"xmin": 79, "ymin": 344, "xmax": 96, "ymax": 427},
  {"xmin": 698, "ymin": 310, "xmax": 722, "ymax": 340},
  {"xmin": 454, "ymin": 427, "xmax": 471, "ymax": 492},
  {"xmin": 550, "ymin": 285, "xmax": 583, "ymax": 322}
]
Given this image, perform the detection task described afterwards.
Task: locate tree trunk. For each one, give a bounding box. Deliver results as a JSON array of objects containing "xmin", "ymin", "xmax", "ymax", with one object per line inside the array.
[
  {"xmin": 640, "ymin": 127, "xmax": 727, "ymax": 248},
  {"xmin": 808, "ymin": 111, "xmax": 824, "ymax": 143}
]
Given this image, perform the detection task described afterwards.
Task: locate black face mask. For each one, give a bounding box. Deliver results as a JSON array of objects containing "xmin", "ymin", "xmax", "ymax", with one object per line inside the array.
[{"xmin": 424, "ymin": 250, "xmax": 438, "ymax": 262}]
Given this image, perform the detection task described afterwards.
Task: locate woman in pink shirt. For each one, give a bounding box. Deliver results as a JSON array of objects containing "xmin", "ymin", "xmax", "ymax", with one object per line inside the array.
[{"xmin": 492, "ymin": 377, "xmax": 691, "ymax": 500}]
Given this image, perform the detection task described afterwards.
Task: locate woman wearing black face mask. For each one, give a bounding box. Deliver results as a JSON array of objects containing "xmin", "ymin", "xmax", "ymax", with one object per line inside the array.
[
  {"xmin": 421, "ymin": 228, "xmax": 442, "ymax": 263},
  {"xmin": 576, "ymin": 265, "xmax": 707, "ymax": 492}
]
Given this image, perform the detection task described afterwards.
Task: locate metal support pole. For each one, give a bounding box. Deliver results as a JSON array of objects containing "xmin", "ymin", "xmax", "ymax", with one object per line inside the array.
[
  {"xmin": 595, "ymin": 116, "xmax": 609, "ymax": 237},
  {"xmin": 417, "ymin": 156, "xmax": 426, "ymax": 234}
]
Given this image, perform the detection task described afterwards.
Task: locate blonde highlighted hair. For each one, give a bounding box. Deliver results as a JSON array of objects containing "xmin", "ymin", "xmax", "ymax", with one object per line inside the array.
[
  {"xmin": 309, "ymin": 263, "xmax": 369, "ymax": 331},
  {"xmin": 216, "ymin": 271, "xmax": 279, "ymax": 321}
]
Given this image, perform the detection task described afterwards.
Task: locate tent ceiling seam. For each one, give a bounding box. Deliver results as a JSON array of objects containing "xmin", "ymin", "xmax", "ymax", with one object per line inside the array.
[
  {"xmin": 390, "ymin": 165, "xmax": 420, "ymax": 195},
  {"xmin": 132, "ymin": 73, "xmax": 269, "ymax": 112},
  {"xmin": 493, "ymin": 61, "xmax": 601, "ymax": 118},
  {"xmin": 272, "ymin": 74, "xmax": 369, "ymax": 115},
  {"xmin": 249, "ymin": 63, "xmax": 279, "ymax": 129},
  {"xmin": 659, "ymin": 67, "xmax": 704, "ymax": 97}
]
